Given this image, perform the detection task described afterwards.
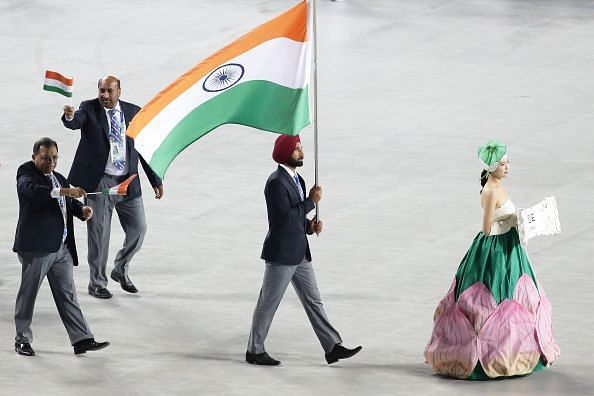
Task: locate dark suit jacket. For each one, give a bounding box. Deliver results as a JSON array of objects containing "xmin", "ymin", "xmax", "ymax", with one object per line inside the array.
[
  {"xmin": 261, "ymin": 165, "xmax": 315, "ymax": 266},
  {"xmin": 13, "ymin": 161, "xmax": 86, "ymax": 266},
  {"xmin": 61, "ymin": 98, "xmax": 162, "ymax": 198}
]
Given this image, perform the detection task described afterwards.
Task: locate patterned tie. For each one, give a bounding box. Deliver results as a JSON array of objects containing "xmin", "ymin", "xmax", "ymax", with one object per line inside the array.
[
  {"xmin": 109, "ymin": 109, "xmax": 122, "ymax": 142},
  {"xmin": 293, "ymin": 174, "xmax": 304, "ymax": 201},
  {"xmin": 47, "ymin": 174, "xmax": 68, "ymax": 242},
  {"xmin": 109, "ymin": 109, "xmax": 125, "ymax": 170}
]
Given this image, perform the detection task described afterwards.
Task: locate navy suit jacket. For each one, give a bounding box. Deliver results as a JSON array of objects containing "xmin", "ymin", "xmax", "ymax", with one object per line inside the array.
[
  {"xmin": 61, "ymin": 98, "xmax": 161, "ymax": 198},
  {"xmin": 261, "ymin": 165, "xmax": 315, "ymax": 266},
  {"xmin": 13, "ymin": 161, "xmax": 86, "ymax": 265}
]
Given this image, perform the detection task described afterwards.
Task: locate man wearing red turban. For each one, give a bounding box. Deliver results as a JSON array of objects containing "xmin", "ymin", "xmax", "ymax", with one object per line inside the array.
[{"xmin": 245, "ymin": 134, "xmax": 362, "ymax": 366}]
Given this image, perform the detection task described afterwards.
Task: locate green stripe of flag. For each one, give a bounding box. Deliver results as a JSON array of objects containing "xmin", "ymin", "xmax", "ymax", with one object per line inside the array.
[
  {"xmin": 148, "ymin": 80, "xmax": 310, "ymax": 178},
  {"xmin": 43, "ymin": 84, "xmax": 73, "ymax": 97}
]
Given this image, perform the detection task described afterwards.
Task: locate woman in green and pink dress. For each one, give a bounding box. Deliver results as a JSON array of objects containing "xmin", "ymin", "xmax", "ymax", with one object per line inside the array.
[{"xmin": 424, "ymin": 140, "xmax": 560, "ymax": 380}]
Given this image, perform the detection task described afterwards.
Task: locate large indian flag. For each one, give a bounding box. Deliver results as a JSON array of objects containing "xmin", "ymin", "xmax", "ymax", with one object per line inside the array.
[{"xmin": 127, "ymin": 0, "xmax": 312, "ymax": 179}]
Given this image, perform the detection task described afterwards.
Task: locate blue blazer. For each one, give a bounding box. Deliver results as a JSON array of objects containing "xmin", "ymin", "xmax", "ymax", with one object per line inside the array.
[
  {"xmin": 61, "ymin": 98, "xmax": 161, "ymax": 198},
  {"xmin": 261, "ymin": 166, "xmax": 315, "ymax": 266},
  {"xmin": 13, "ymin": 161, "xmax": 86, "ymax": 265}
]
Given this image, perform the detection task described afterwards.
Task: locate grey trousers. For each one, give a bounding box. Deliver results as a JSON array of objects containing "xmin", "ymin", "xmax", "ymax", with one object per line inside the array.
[
  {"xmin": 86, "ymin": 174, "xmax": 147, "ymax": 289},
  {"xmin": 15, "ymin": 243, "xmax": 93, "ymax": 345},
  {"xmin": 247, "ymin": 258, "xmax": 342, "ymax": 354}
]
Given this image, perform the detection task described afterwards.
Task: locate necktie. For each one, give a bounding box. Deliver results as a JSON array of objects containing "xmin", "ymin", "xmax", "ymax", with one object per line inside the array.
[
  {"xmin": 293, "ymin": 174, "xmax": 304, "ymax": 201},
  {"xmin": 109, "ymin": 109, "xmax": 122, "ymax": 142},
  {"xmin": 47, "ymin": 174, "xmax": 68, "ymax": 242},
  {"xmin": 109, "ymin": 109, "xmax": 125, "ymax": 171}
]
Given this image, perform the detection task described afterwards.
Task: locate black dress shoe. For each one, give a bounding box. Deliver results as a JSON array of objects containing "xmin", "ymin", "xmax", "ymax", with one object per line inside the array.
[
  {"xmin": 88, "ymin": 286, "xmax": 113, "ymax": 299},
  {"xmin": 325, "ymin": 344, "xmax": 362, "ymax": 364},
  {"xmin": 15, "ymin": 342, "xmax": 35, "ymax": 356},
  {"xmin": 110, "ymin": 270, "xmax": 138, "ymax": 293},
  {"xmin": 246, "ymin": 351, "xmax": 281, "ymax": 366},
  {"xmin": 73, "ymin": 338, "xmax": 110, "ymax": 355}
]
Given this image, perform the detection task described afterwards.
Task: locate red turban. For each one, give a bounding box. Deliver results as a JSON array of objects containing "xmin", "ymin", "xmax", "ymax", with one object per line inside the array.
[{"xmin": 272, "ymin": 134, "xmax": 300, "ymax": 164}]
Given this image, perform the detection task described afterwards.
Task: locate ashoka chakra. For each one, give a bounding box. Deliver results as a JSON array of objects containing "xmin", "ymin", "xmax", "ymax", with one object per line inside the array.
[{"xmin": 203, "ymin": 63, "xmax": 245, "ymax": 92}]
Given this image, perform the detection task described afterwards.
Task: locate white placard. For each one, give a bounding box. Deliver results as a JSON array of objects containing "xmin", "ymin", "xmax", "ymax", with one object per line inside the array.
[{"xmin": 517, "ymin": 196, "xmax": 561, "ymax": 246}]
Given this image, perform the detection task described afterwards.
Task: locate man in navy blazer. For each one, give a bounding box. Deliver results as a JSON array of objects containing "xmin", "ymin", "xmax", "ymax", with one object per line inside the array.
[
  {"xmin": 246, "ymin": 134, "xmax": 361, "ymax": 366},
  {"xmin": 62, "ymin": 75, "xmax": 163, "ymax": 299},
  {"xmin": 13, "ymin": 137, "xmax": 109, "ymax": 356}
]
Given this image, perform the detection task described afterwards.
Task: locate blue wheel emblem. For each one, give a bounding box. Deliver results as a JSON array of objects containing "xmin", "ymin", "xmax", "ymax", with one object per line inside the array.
[{"xmin": 203, "ymin": 63, "xmax": 245, "ymax": 92}]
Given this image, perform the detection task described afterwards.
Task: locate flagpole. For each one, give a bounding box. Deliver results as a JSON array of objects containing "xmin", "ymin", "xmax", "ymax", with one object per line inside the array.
[
  {"xmin": 69, "ymin": 75, "xmax": 73, "ymax": 106},
  {"xmin": 311, "ymin": 0, "xmax": 320, "ymax": 223}
]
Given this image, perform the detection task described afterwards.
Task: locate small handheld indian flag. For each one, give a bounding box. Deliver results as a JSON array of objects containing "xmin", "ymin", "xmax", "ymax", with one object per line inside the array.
[
  {"xmin": 43, "ymin": 70, "xmax": 73, "ymax": 98},
  {"xmin": 87, "ymin": 174, "xmax": 137, "ymax": 196}
]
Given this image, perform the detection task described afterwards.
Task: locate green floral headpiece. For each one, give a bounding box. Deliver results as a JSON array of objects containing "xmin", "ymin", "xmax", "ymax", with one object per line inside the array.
[{"xmin": 477, "ymin": 140, "xmax": 507, "ymax": 172}]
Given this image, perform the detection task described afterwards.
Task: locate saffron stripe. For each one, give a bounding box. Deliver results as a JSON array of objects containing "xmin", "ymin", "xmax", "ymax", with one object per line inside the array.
[
  {"xmin": 127, "ymin": 0, "xmax": 308, "ymax": 137},
  {"xmin": 45, "ymin": 70, "xmax": 73, "ymax": 86}
]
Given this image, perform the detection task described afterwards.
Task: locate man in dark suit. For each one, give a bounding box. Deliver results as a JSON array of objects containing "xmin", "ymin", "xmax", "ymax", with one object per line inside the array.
[
  {"xmin": 14, "ymin": 137, "xmax": 109, "ymax": 356},
  {"xmin": 246, "ymin": 134, "xmax": 362, "ymax": 366},
  {"xmin": 62, "ymin": 75, "xmax": 164, "ymax": 299}
]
